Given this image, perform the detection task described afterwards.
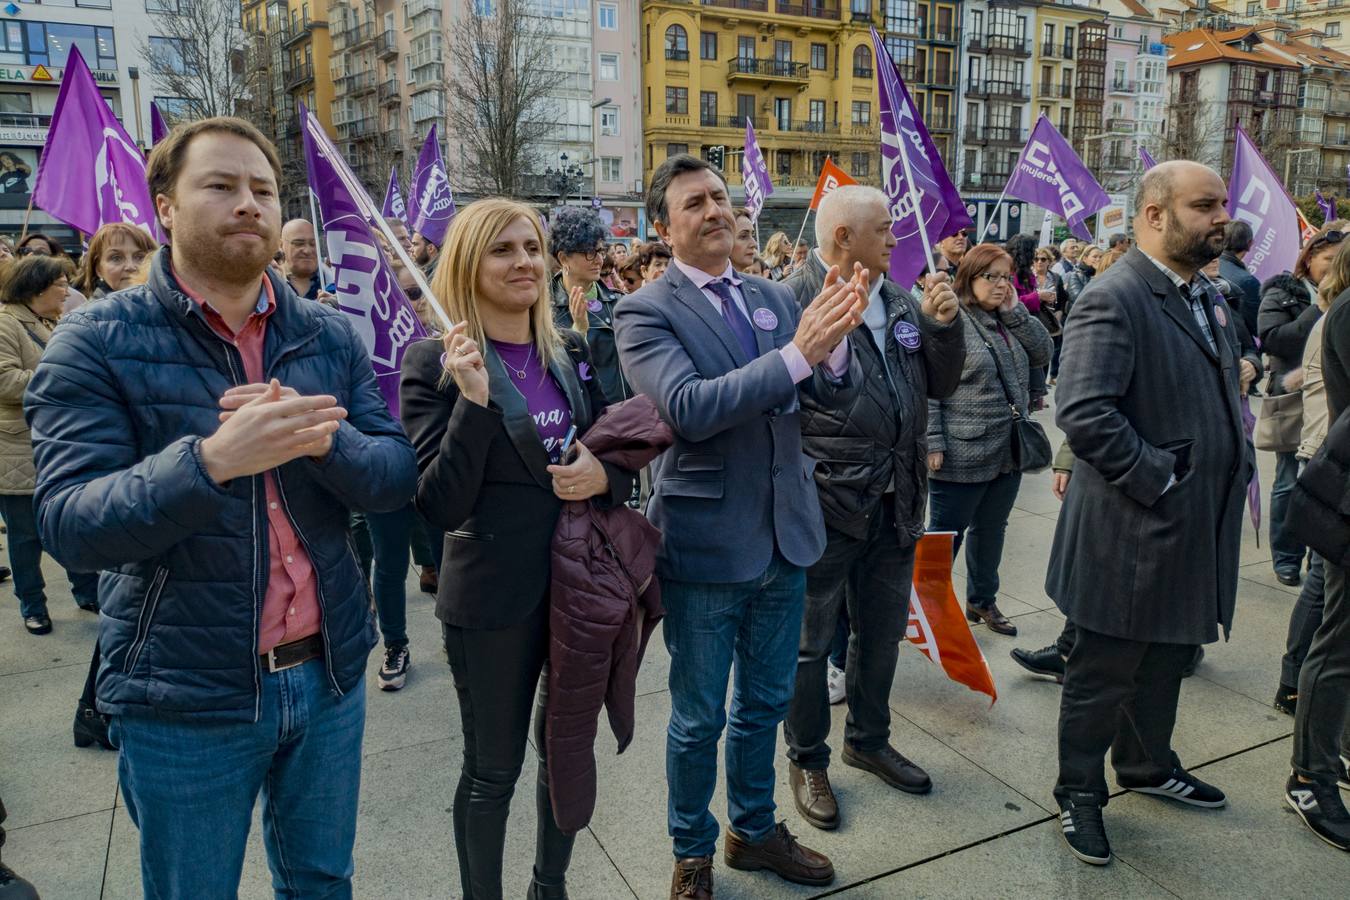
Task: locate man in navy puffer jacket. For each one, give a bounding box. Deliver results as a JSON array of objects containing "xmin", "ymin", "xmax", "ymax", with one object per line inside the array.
[{"xmin": 25, "ymin": 118, "xmax": 417, "ymax": 898}]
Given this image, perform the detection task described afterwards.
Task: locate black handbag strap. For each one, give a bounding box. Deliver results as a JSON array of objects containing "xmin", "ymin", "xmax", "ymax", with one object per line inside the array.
[
  {"xmin": 964, "ymin": 309, "xmax": 1026, "ymax": 420},
  {"xmin": 22, "ymin": 325, "xmax": 46, "ymax": 350}
]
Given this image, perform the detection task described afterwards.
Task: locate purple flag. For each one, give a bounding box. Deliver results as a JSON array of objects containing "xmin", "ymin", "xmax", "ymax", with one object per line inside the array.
[
  {"xmin": 31, "ymin": 48, "xmax": 161, "ymax": 240},
  {"xmin": 381, "ymin": 168, "xmax": 409, "ymax": 227},
  {"xmin": 871, "ymin": 27, "xmax": 971, "ymax": 290},
  {"xmin": 150, "ymin": 103, "xmax": 169, "ymax": 146},
  {"xmin": 1228, "ymin": 125, "xmax": 1300, "ymax": 284},
  {"xmin": 1139, "ymin": 145, "xmax": 1157, "ymax": 170},
  {"xmin": 1003, "ymin": 115, "xmax": 1109, "ymax": 243},
  {"xmin": 409, "ymin": 125, "xmax": 455, "ymax": 246},
  {"xmin": 1316, "ymin": 188, "xmax": 1336, "ymax": 225},
  {"xmin": 301, "ymin": 105, "xmax": 427, "ymax": 415},
  {"xmin": 742, "ymin": 119, "xmax": 773, "ymax": 221}
]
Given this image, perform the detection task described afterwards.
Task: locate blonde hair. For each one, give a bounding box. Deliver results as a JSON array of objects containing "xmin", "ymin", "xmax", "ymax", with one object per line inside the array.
[
  {"xmin": 763, "ymin": 231, "xmax": 792, "ymax": 267},
  {"xmin": 429, "ymin": 197, "xmax": 563, "ymax": 371},
  {"xmin": 1318, "ymin": 238, "xmax": 1350, "ymax": 310}
]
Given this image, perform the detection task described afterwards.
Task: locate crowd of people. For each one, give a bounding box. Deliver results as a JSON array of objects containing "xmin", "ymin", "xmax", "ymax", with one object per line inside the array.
[{"xmin": 0, "ymin": 116, "xmax": 1347, "ymax": 900}]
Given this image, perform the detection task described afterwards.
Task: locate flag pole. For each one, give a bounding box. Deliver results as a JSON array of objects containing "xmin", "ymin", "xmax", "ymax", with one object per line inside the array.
[
  {"xmin": 307, "ymin": 187, "xmax": 331, "ymax": 287},
  {"xmin": 977, "ymin": 181, "xmax": 1012, "ymax": 245},
  {"xmin": 894, "ymin": 116, "xmax": 936, "ymax": 272},
  {"xmin": 792, "ymin": 208, "xmax": 813, "ymax": 254},
  {"xmin": 18, "ymin": 192, "xmax": 35, "ymax": 244}
]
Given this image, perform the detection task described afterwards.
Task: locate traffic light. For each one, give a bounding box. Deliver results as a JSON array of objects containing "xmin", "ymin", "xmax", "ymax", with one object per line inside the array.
[{"xmin": 707, "ymin": 145, "xmax": 725, "ymax": 171}]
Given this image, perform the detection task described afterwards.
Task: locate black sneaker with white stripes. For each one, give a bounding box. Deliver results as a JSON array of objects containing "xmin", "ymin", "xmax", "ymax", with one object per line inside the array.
[
  {"xmin": 378, "ymin": 642, "xmax": 410, "ymax": 691},
  {"xmin": 1122, "ymin": 768, "xmax": 1227, "ymax": 808},
  {"xmin": 1285, "ymin": 772, "xmax": 1350, "ymax": 851},
  {"xmin": 1058, "ymin": 792, "xmax": 1111, "ymax": 865}
]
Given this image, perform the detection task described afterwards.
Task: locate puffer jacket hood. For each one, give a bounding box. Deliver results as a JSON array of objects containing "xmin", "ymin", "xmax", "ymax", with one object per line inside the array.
[{"xmin": 547, "ymin": 394, "xmax": 671, "ymax": 833}]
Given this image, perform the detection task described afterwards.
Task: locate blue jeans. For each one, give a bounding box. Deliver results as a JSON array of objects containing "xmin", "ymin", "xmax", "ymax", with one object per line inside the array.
[
  {"xmin": 927, "ymin": 472, "xmax": 1024, "ymax": 609},
  {"xmin": 0, "ymin": 492, "xmax": 99, "ymax": 619},
  {"xmin": 351, "ymin": 505, "xmax": 411, "ymax": 646},
  {"xmin": 111, "ymin": 659, "xmax": 366, "ymax": 900},
  {"xmin": 662, "ymin": 554, "xmax": 805, "ymax": 859},
  {"xmin": 1270, "ymin": 450, "xmax": 1307, "ymax": 573}
]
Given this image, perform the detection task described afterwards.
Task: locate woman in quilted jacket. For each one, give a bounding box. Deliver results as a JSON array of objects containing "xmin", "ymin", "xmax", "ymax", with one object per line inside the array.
[
  {"xmin": 400, "ymin": 198, "xmax": 635, "ymax": 900},
  {"xmin": 0, "ymin": 256, "xmax": 100, "ymax": 635}
]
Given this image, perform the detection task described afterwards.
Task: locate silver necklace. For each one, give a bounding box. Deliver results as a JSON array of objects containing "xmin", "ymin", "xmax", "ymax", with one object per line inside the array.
[{"xmin": 499, "ymin": 343, "xmax": 533, "ymax": 380}]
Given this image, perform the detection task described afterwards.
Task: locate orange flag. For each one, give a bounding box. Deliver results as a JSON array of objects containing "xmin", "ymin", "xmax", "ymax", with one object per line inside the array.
[
  {"xmin": 1298, "ymin": 207, "xmax": 1318, "ymax": 243},
  {"xmin": 907, "ymin": 533, "xmax": 998, "ymax": 702},
  {"xmin": 809, "ymin": 157, "xmax": 857, "ymax": 211}
]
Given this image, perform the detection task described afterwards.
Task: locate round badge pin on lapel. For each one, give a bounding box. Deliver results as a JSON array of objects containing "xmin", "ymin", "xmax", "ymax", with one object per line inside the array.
[
  {"xmin": 1213, "ymin": 304, "xmax": 1228, "ymax": 328},
  {"xmin": 587, "ymin": 299, "xmax": 603, "ymax": 313},
  {"xmin": 752, "ymin": 308, "xmax": 778, "ymax": 331},
  {"xmin": 894, "ymin": 321, "xmax": 922, "ymax": 350}
]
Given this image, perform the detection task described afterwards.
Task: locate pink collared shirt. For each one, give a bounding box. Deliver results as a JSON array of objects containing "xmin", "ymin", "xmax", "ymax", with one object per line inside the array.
[
  {"xmin": 175, "ymin": 271, "xmax": 322, "ymax": 655},
  {"xmin": 670, "ymin": 258, "xmax": 849, "ymax": 380}
]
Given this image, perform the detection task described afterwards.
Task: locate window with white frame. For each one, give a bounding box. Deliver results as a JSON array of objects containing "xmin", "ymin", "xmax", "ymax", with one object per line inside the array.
[
  {"xmin": 601, "ymin": 157, "xmax": 622, "ymax": 182},
  {"xmin": 598, "ymin": 2, "xmax": 617, "ymax": 30},
  {"xmin": 600, "ymin": 106, "xmax": 619, "ymax": 135},
  {"xmin": 1329, "ymin": 22, "xmax": 1343, "ymax": 37},
  {"xmin": 598, "ymin": 52, "xmax": 619, "ymax": 80}
]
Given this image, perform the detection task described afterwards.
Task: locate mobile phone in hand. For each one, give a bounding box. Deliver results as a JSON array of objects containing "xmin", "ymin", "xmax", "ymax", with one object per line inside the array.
[{"xmin": 559, "ymin": 425, "xmax": 578, "ymax": 464}]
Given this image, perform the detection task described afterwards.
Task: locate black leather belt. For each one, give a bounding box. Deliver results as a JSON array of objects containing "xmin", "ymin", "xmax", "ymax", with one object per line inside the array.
[{"xmin": 261, "ymin": 633, "xmax": 324, "ymax": 673}]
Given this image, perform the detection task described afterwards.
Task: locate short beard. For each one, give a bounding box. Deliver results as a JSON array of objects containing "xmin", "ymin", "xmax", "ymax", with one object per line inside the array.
[
  {"xmin": 174, "ymin": 222, "xmax": 275, "ymax": 289},
  {"xmin": 1163, "ymin": 215, "xmax": 1222, "ymax": 269}
]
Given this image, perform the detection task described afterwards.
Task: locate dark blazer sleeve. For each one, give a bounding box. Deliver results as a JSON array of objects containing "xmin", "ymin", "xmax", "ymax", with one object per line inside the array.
[
  {"xmin": 613, "ymin": 290, "xmax": 799, "ymax": 444},
  {"xmin": 399, "ymin": 338, "xmax": 503, "ymax": 533},
  {"xmin": 1055, "ymin": 276, "xmax": 1177, "ymax": 508},
  {"xmin": 565, "ymin": 334, "xmax": 635, "ymax": 510},
  {"xmin": 1258, "ymin": 281, "xmax": 1319, "ymax": 360},
  {"xmin": 920, "ymin": 312, "xmax": 966, "ymax": 400}
]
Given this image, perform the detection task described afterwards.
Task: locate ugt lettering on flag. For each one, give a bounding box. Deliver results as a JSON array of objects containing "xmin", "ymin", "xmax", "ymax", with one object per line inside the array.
[
  {"xmin": 871, "ymin": 27, "xmax": 970, "ymax": 290},
  {"xmin": 1228, "ymin": 124, "xmax": 1300, "ymax": 284},
  {"xmin": 741, "ymin": 119, "xmax": 774, "ymax": 222},
  {"xmin": 907, "ymin": 533, "xmax": 997, "ymax": 703},
  {"xmin": 410, "ymin": 124, "xmax": 455, "ymax": 246},
  {"xmin": 382, "ymin": 168, "xmax": 409, "ymax": 229},
  {"xmin": 1004, "ymin": 115, "xmax": 1109, "ymax": 242},
  {"xmin": 301, "ymin": 104, "xmax": 426, "ymax": 416},
  {"xmin": 31, "ymin": 47, "xmax": 162, "ymax": 241}
]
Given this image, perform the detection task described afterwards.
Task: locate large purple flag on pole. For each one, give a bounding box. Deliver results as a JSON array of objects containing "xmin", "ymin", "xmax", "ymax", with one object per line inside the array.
[
  {"xmin": 1139, "ymin": 145, "xmax": 1157, "ymax": 170},
  {"xmin": 150, "ymin": 103, "xmax": 169, "ymax": 146},
  {"xmin": 31, "ymin": 48, "xmax": 162, "ymax": 240},
  {"xmin": 410, "ymin": 125, "xmax": 455, "ymax": 246},
  {"xmin": 301, "ymin": 105, "xmax": 428, "ymax": 415},
  {"xmin": 381, "ymin": 168, "xmax": 409, "ymax": 228},
  {"xmin": 742, "ymin": 120, "xmax": 774, "ymax": 222},
  {"xmin": 1228, "ymin": 124, "xmax": 1300, "ymax": 284},
  {"xmin": 1003, "ymin": 115, "xmax": 1109, "ymax": 242},
  {"xmin": 871, "ymin": 27, "xmax": 971, "ymax": 290}
]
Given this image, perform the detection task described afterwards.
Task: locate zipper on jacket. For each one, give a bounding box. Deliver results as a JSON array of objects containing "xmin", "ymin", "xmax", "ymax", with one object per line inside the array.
[{"xmin": 123, "ymin": 566, "xmax": 170, "ymax": 674}]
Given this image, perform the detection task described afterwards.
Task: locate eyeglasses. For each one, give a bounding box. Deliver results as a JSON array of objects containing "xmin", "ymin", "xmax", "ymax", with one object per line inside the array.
[
  {"xmin": 978, "ymin": 273, "xmax": 1013, "ymax": 285},
  {"xmin": 404, "ymin": 285, "xmax": 423, "ymax": 301},
  {"xmin": 1311, "ymin": 230, "xmax": 1346, "ymax": 251},
  {"xmin": 581, "ymin": 246, "xmax": 609, "ymax": 262}
]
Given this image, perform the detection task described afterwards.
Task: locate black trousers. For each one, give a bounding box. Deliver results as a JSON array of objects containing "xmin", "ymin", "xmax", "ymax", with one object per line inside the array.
[
  {"xmin": 785, "ymin": 500, "xmax": 915, "ymax": 769},
  {"xmin": 1292, "ymin": 559, "xmax": 1350, "ymax": 782},
  {"xmin": 442, "ymin": 602, "xmax": 573, "ymax": 900},
  {"xmin": 1055, "ymin": 625, "xmax": 1196, "ymax": 805}
]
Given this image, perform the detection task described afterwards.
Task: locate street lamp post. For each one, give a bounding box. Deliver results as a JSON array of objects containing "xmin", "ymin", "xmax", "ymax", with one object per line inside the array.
[
  {"xmin": 129, "ymin": 66, "xmax": 144, "ymax": 150},
  {"xmin": 1285, "ymin": 147, "xmax": 1319, "ymax": 194}
]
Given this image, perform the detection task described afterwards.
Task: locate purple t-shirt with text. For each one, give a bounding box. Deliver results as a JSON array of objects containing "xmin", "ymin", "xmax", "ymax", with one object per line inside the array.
[{"xmin": 492, "ymin": 339, "xmax": 572, "ymax": 463}]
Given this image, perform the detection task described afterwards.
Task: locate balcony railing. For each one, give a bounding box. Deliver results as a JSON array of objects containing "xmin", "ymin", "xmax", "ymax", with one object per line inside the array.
[
  {"xmin": 666, "ymin": 49, "xmax": 690, "ymax": 61},
  {"xmin": 785, "ymin": 120, "xmax": 840, "ymax": 134},
  {"xmin": 700, "ymin": 0, "xmax": 769, "ymax": 11},
  {"xmin": 1041, "ymin": 42, "xmax": 1064, "ymax": 59},
  {"xmin": 337, "ymin": 117, "xmax": 376, "ymax": 140},
  {"xmin": 284, "ymin": 62, "xmax": 314, "ymax": 90},
  {"xmin": 699, "ymin": 114, "xmax": 758, "ymax": 129},
  {"xmin": 1037, "ymin": 81, "xmax": 1073, "ymax": 99},
  {"xmin": 968, "ymin": 34, "xmax": 1031, "ymax": 56},
  {"xmin": 774, "ymin": 2, "xmax": 841, "ymax": 20},
  {"xmin": 965, "ymin": 79, "xmax": 1027, "ymax": 101},
  {"xmin": 963, "ymin": 125, "xmax": 1027, "ymax": 144},
  {"xmin": 1105, "ymin": 117, "xmax": 1136, "ymax": 133},
  {"xmin": 347, "ymin": 70, "xmax": 377, "ymax": 95},
  {"xmin": 378, "ymin": 79, "xmax": 401, "ymax": 104},
  {"xmin": 376, "ymin": 30, "xmax": 398, "ymax": 58},
  {"xmin": 1110, "ymin": 78, "xmax": 1137, "ymax": 94},
  {"xmin": 962, "ymin": 170, "xmax": 1012, "ymax": 191},
  {"xmin": 854, "ymin": 66, "xmax": 872, "ymax": 78},
  {"xmin": 1100, "ymin": 153, "xmax": 1134, "ymax": 170},
  {"xmin": 0, "ymin": 113, "xmax": 51, "ymax": 128},
  {"xmin": 729, "ymin": 57, "xmax": 809, "ymax": 81},
  {"xmin": 350, "ymin": 22, "xmax": 377, "ymax": 48}
]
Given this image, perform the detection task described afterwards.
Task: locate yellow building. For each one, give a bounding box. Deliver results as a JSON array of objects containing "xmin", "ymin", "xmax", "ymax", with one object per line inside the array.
[
  {"xmin": 1028, "ymin": 0, "xmax": 1106, "ymax": 145},
  {"xmin": 640, "ymin": 0, "xmax": 883, "ymax": 204},
  {"xmin": 242, "ymin": 0, "xmax": 339, "ymax": 215}
]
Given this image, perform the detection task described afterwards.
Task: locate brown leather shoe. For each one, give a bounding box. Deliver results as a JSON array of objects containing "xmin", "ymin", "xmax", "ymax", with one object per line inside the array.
[
  {"xmin": 966, "ymin": 602, "xmax": 1018, "ymax": 636},
  {"xmin": 670, "ymin": 856, "xmax": 713, "ymax": 899},
  {"xmin": 842, "ymin": 743, "xmax": 933, "ymax": 794},
  {"xmin": 419, "ymin": 565, "xmax": 438, "ymax": 594},
  {"xmin": 724, "ymin": 821, "xmax": 834, "ymax": 886},
  {"xmin": 789, "ymin": 762, "xmax": 839, "ymax": 830}
]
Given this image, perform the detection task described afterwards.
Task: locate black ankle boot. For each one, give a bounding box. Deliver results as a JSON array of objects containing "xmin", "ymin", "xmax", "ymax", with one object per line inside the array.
[
  {"xmin": 526, "ymin": 879, "xmax": 568, "ymax": 899},
  {"xmin": 73, "ymin": 701, "xmax": 114, "ymax": 750}
]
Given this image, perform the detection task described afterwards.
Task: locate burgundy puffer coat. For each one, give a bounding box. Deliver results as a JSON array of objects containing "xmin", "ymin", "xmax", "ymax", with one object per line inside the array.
[{"xmin": 548, "ymin": 394, "xmax": 672, "ymax": 834}]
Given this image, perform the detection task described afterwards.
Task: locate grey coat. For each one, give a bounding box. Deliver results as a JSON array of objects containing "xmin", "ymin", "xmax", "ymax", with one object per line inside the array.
[
  {"xmin": 927, "ymin": 302, "xmax": 1052, "ymax": 483},
  {"xmin": 1046, "ymin": 248, "xmax": 1253, "ymax": 644},
  {"xmin": 613, "ymin": 262, "xmax": 856, "ymax": 583}
]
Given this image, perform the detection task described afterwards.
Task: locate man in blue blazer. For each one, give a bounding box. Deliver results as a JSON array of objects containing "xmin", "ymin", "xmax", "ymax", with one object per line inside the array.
[{"xmin": 614, "ymin": 154, "xmax": 865, "ymax": 899}]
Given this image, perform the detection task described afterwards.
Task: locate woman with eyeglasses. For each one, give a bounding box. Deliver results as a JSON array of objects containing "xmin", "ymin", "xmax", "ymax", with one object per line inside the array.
[
  {"xmin": 926, "ymin": 244, "xmax": 1053, "ymax": 637},
  {"xmin": 549, "ymin": 206, "xmax": 628, "ymax": 404},
  {"xmin": 1258, "ymin": 227, "xmax": 1342, "ymax": 587}
]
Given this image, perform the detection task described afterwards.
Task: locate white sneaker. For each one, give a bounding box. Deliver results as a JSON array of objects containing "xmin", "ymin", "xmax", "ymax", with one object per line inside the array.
[{"xmin": 827, "ymin": 664, "xmax": 846, "ymax": 705}]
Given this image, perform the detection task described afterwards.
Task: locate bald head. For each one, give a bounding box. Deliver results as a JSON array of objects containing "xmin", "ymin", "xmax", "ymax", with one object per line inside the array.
[
  {"xmin": 1134, "ymin": 160, "xmax": 1228, "ymax": 276},
  {"xmin": 281, "ymin": 218, "xmax": 318, "ymax": 280},
  {"xmin": 815, "ymin": 185, "xmax": 895, "ymax": 276}
]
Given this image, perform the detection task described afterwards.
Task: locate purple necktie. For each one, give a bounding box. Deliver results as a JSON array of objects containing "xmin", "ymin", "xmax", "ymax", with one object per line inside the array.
[{"xmin": 705, "ymin": 278, "xmax": 759, "ymax": 361}]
